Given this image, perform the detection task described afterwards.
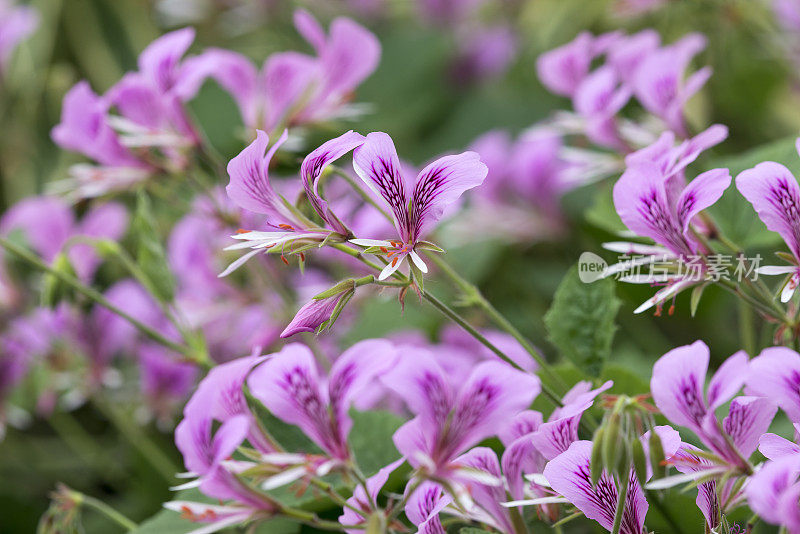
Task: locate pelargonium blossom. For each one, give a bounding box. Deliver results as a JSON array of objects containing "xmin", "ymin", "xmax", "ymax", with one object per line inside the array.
[
  {"xmin": 383, "ymin": 350, "xmax": 539, "ymax": 499},
  {"xmin": 650, "ymin": 340, "xmax": 776, "ymax": 472},
  {"xmin": 745, "ymin": 454, "xmax": 800, "ymax": 533},
  {"xmin": 187, "ymin": 10, "xmax": 379, "ymax": 131},
  {"xmin": 349, "ymin": 132, "xmax": 488, "ymax": 279},
  {"xmin": 608, "ymin": 129, "xmax": 731, "ymax": 313},
  {"xmin": 51, "ymin": 28, "xmax": 208, "ymax": 198},
  {"xmin": 736, "ymin": 139, "xmax": 800, "ymax": 302},
  {"xmin": 221, "ymin": 130, "xmax": 367, "ymax": 275},
  {"xmin": 245, "ymin": 340, "xmax": 397, "ymax": 485}
]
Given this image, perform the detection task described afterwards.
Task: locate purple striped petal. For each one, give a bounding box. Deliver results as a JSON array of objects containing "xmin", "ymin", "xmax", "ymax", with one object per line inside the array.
[
  {"xmin": 226, "ymin": 129, "xmax": 296, "ymax": 225},
  {"xmin": 760, "ymin": 432, "xmax": 800, "ymax": 460},
  {"xmin": 301, "ymin": 130, "xmax": 366, "ymax": 233},
  {"xmin": 352, "ymin": 132, "xmax": 412, "ymax": 240},
  {"xmin": 536, "ymin": 32, "xmax": 595, "ymax": 97},
  {"xmin": 543, "ymin": 441, "xmax": 648, "ymax": 534},
  {"xmin": 405, "ymin": 481, "xmax": 450, "ymax": 534},
  {"xmin": 747, "ymin": 346, "xmax": 800, "ymax": 422},
  {"xmin": 502, "ymin": 435, "xmax": 545, "ymax": 501},
  {"xmin": 613, "ymin": 163, "xmax": 694, "ymax": 256},
  {"xmin": 736, "ymin": 161, "xmax": 800, "ymax": 259},
  {"xmin": 498, "ymin": 409, "xmax": 543, "ymax": 446},
  {"xmin": 247, "ymin": 344, "xmax": 344, "ymax": 457},
  {"xmin": 650, "ymin": 340, "xmax": 709, "ymax": 433},
  {"xmin": 723, "ymin": 396, "xmax": 778, "ymax": 458},
  {"xmin": 409, "ymin": 151, "xmax": 488, "ymax": 241},
  {"xmin": 454, "ymin": 447, "xmax": 513, "ymax": 533},
  {"xmin": 328, "ymin": 338, "xmax": 397, "ymax": 439},
  {"xmin": 675, "ymin": 168, "xmax": 731, "ymax": 235},
  {"xmin": 531, "ymin": 415, "xmax": 581, "ymax": 460}
]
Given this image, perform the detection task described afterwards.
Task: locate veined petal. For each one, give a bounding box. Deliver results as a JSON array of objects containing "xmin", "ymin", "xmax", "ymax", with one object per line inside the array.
[
  {"xmin": 328, "ymin": 339, "xmax": 397, "ymax": 439},
  {"xmin": 409, "ymin": 151, "xmax": 488, "ymax": 241},
  {"xmin": 225, "ymin": 130, "xmax": 294, "ymax": 223},
  {"xmin": 543, "ymin": 441, "xmax": 647, "ymax": 534},
  {"xmin": 613, "ymin": 163, "xmax": 692, "ymax": 256},
  {"xmin": 736, "ymin": 161, "xmax": 800, "ymax": 259},
  {"xmin": 445, "ymin": 361, "xmax": 540, "ymax": 459},
  {"xmin": 531, "ymin": 415, "xmax": 581, "ymax": 460},
  {"xmin": 262, "ymin": 51, "xmax": 318, "ymax": 130},
  {"xmin": 301, "ymin": 131, "xmax": 366, "ymax": 233},
  {"xmin": 675, "ymin": 167, "xmax": 731, "ymax": 236},
  {"xmin": 759, "ymin": 432, "xmax": 800, "ymax": 460},
  {"xmin": 501, "ymin": 435, "xmax": 545, "ymax": 501},
  {"xmin": 723, "ymin": 396, "xmax": 778, "ymax": 458},
  {"xmin": 747, "ymin": 346, "xmax": 800, "ymax": 422},
  {"xmin": 650, "ymin": 340, "xmax": 710, "ymax": 433},
  {"xmin": 352, "ymin": 132, "xmax": 411, "ymax": 240},
  {"xmin": 405, "ymin": 481, "xmax": 450, "ymax": 534},
  {"xmin": 247, "ymin": 344, "xmax": 342, "ymax": 457},
  {"xmin": 138, "ymin": 27, "xmax": 195, "ymax": 93}
]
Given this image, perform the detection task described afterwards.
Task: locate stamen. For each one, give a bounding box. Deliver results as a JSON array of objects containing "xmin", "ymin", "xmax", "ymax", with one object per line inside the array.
[
  {"xmin": 236, "ymin": 229, "xmax": 248, "ymax": 234},
  {"xmin": 281, "ymin": 256, "xmax": 289, "ymax": 265},
  {"xmin": 391, "ymin": 257, "xmax": 399, "ymax": 267},
  {"xmin": 278, "ymin": 224, "xmax": 295, "ymax": 230}
]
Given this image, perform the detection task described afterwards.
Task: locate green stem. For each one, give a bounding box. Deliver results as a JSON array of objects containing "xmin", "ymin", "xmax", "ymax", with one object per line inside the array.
[
  {"xmin": 611, "ymin": 471, "xmax": 630, "ymax": 534},
  {"xmin": 426, "ymin": 254, "xmax": 567, "ymax": 390},
  {"xmin": 71, "ymin": 490, "xmax": 138, "ymax": 531},
  {"xmin": 333, "ymin": 243, "xmax": 568, "ymax": 411},
  {"xmin": 738, "ymin": 300, "xmax": 756, "ymax": 355},
  {"xmin": 0, "ymin": 236, "xmax": 204, "ymax": 364},
  {"xmin": 280, "ymin": 506, "xmax": 361, "ymax": 530}
]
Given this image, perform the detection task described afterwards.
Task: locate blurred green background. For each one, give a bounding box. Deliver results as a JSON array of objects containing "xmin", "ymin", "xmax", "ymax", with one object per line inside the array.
[{"xmin": 1, "ymin": 0, "xmax": 798, "ymax": 532}]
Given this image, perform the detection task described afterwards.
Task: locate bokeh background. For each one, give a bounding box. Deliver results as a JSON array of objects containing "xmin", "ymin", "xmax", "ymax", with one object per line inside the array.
[{"xmin": 1, "ymin": 0, "xmax": 799, "ymax": 531}]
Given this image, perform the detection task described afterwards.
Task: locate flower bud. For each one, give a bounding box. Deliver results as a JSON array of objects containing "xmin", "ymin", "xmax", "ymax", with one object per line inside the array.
[{"xmin": 648, "ymin": 430, "xmax": 667, "ymax": 480}]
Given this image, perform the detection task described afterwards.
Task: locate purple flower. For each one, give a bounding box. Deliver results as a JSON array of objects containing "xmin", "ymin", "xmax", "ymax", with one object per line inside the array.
[
  {"xmin": 747, "ymin": 346, "xmax": 800, "ymax": 423},
  {"xmin": 187, "ymin": 11, "xmax": 379, "ymax": 130},
  {"xmin": 531, "ymin": 381, "xmax": 613, "ymax": 461},
  {"xmin": 745, "ymin": 454, "xmax": 800, "ymax": 533},
  {"xmin": 0, "ymin": 0, "xmax": 37, "ymax": 74},
  {"xmin": 572, "ymin": 65, "xmax": 631, "ymax": 149},
  {"xmin": 300, "ymin": 130, "xmax": 367, "ymax": 235},
  {"xmin": 543, "ymin": 441, "xmax": 647, "ymax": 534},
  {"xmin": 405, "ymin": 481, "xmax": 451, "ymax": 534},
  {"xmin": 247, "ymin": 340, "xmax": 397, "ymax": 461},
  {"xmin": 609, "ymin": 146, "xmax": 730, "ymax": 312},
  {"xmin": 349, "ymin": 132, "xmax": 487, "ymax": 279},
  {"xmin": 1, "ymin": 196, "xmax": 128, "ymax": 282},
  {"xmin": 183, "ymin": 353, "xmax": 275, "ymax": 455},
  {"xmin": 417, "ymin": 0, "xmax": 487, "ymax": 25},
  {"xmin": 736, "ymin": 140, "xmax": 800, "ymax": 302},
  {"xmin": 631, "ymin": 33, "xmax": 710, "ymax": 136},
  {"xmin": 650, "ymin": 340, "xmax": 776, "ymax": 469},
  {"xmin": 383, "ymin": 351, "xmax": 539, "ymax": 482},
  {"xmin": 536, "ymin": 32, "xmax": 614, "ymax": 98},
  {"xmin": 174, "ymin": 411, "xmax": 279, "ymax": 514},
  {"xmin": 338, "ymin": 458, "xmax": 404, "ymax": 533}
]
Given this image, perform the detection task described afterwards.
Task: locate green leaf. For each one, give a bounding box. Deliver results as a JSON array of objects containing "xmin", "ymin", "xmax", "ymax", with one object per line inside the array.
[
  {"xmin": 459, "ymin": 528, "xmax": 493, "ymax": 534},
  {"xmin": 544, "ymin": 265, "xmax": 621, "ymax": 377},
  {"xmin": 348, "ymin": 410, "xmax": 404, "ymax": 476},
  {"xmin": 131, "ymin": 190, "xmax": 175, "ymax": 302}
]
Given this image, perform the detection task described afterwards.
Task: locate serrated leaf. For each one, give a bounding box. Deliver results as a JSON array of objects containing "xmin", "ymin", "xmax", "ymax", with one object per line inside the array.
[
  {"xmin": 544, "ymin": 265, "xmax": 621, "ymax": 377},
  {"xmin": 131, "ymin": 190, "xmax": 175, "ymax": 302}
]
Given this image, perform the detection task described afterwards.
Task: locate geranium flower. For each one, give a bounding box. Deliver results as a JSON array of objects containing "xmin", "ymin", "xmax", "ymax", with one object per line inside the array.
[{"xmin": 349, "ymin": 132, "xmax": 487, "ymax": 279}]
